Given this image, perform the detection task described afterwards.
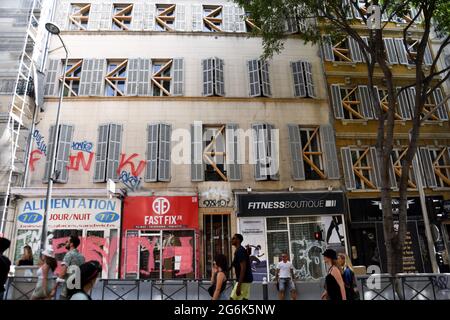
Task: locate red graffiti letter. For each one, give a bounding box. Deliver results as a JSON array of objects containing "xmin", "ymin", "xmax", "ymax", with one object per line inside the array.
[
  {"xmin": 29, "ymin": 150, "xmax": 43, "ymax": 171},
  {"xmin": 117, "ymin": 153, "xmax": 146, "ymax": 176},
  {"xmin": 67, "ymin": 152, "xmax": 94, "ymax": 171}
]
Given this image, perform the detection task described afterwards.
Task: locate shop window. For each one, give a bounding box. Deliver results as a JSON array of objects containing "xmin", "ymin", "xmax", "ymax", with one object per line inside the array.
[
  {"xmin": 93, "ymin": 123, "xmax": 123, "ymax": 182},
  {"xmin": 203, "ymin": 215, "xmax": 231, "ymax": 278},
  {"xmin": 43, "ymin": 124, "xmax": 74, "ymax": 184},
  {"xmin": 201, "ymin": 57, "xmax": 225, "ymax": 97},
  {"xmin": 155, "ymin": 4, "xmax": 175, "ymax": 31},
  {"xmin": 112, "ymin": 3, "xmax": 133, "ymax": 30},
  {"xmin": 291, "ymin": 60, "xmax": 315, "ymax": 98},
  {"xmin": 105, "ymin": 60, "xmax": 127, "ymax": 96},
  {"xmin": 69, "ymin": 3, "xmax": 90, "ymax": 30},
  {"xmin": 145, "ymin": 123, "xmax": 171, "ymax": 182},
  {"xmin": 247, "ymin": 59, "xmax": 271, "ymax": 97},
  {"xmin": 252, "ymin": 123, "xmax": 279, "ymax": 181},
  {"xmin": 62, "ymin": 60, "xmax": 82, "ymax": 97}
]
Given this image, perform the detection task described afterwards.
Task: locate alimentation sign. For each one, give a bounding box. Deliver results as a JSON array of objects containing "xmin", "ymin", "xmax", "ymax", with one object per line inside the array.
[
  {"xmin": 236, "ymin": 192, "xmax": 344, "ymax": 217},
  {"xmin": 16, "ymin": 197, "xmax": 121, "ymax": 229}
]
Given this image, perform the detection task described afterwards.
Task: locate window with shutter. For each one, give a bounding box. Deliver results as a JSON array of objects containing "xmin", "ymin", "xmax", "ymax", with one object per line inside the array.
[
  {"xmin": 151, "ymin": 59, "xmax": 172, "ymax": 96},
  {"xmin": 145, "ymin": 123, "xmax": 159, "ymax": 182},
  {"xmin": 155, "ymin": 4, "xmax": 176, "ymax": 31},
  {"xmin": 424, "ymin": 45, "xmax": 433, "ymax": 66},
  {"xmin": 112, "ymin": 3, "xmax": 133, "ymax": 30},
  {"xmin": 125, "ymin": 58, "xmax": 139, "ymax": 96},
  {"xmin": 203, "ymin": 5, "xmax": 223, "ymax": 32},
  {"xmin": 43, "ymin": 124, "xmax": 73, "ymax": 184},
  {"xmin": 252, "ymin": 123, "xmax": 266, "ymax": 181},
  {"xmin": 91, "ymin": 59, "xmax": 106, "ymax": 96},
  {"xmin": 192, "ymin": 4, "xmax": 203, "ymax": 31},
  {"xmin": 252, "ymin": 123, "xmax": 278, "ymax": 181},
  {"xmin": 299, "ymin": 126, "xmax": 325, "ymax": 180},
  {"xmin": 191, "ymin": 122, "xmax": 204, "ymax": 181},
  {"xmin": 394, "ymin": 38, "xmax": 409, "ymax": 65},
  {"xmin": 158, "ymin": 123, "xmax": 171, "ymax": 182},
  {"xmin": 79, "ymin": 59, "xmax": 93, "ymax": 96},
  {"xmin": 106, "ymin": 124, "xmax": 122, "ymax": 181},
  {"xmin": 419, "ymin": 147, "xmax": 438, "ymax": 188},
  {"xmin": 247, "ymin": 59, "xmax": 261, "ymax": 97},
  {"xmin": 344, "ymin": 147, "xmax": 380, "ymax": 190},
  {"xmin": 226, "ymin": 123, "xmax": 241, "ymax": 181},
  {"xmin": 202, "ymin": 58, "xmax": 214, "ymax": 96},
  {"xmin": 214, "ymin": 57, "xmax": 225, "ymax": 96},
  {"xmin": 94, "ymin": 124, "xmax": 109, "ymax": 183},
  {"xmin": 348, "ymin": 37, "xmax": 363, "ymax": 62},
  {"xmin": 287, "ymin": 124, "xmax": 305, "ymax": 180},
  {"xmin": 203, "ymin": 125, "xmax": 227, "ymax": 181},
  {"xmin": 234, "ymin": 6, "xmax": 246, "ymax": 32},
  {"xmin": 369, "ymin": 147, "xmax": 382, "ymax": 189},
  {"xmin": 261, "ymin": 61, "xmax": 271, "ymax": 97},
  {"xmin": 340, "ymin": 147, "xmax": 356, "ymax": 190},
  {"xmin": 131, "ymin": 1, "xmax": 145, "ymax": 30},
  {"xmin": 432, "ymin": 88, "xmax": 448, "ymax": 121},
  {"xmin": 54, "ymin": 0, "xmax": 70, "ymax": 30},
  {"xmin": 105, "ymin": 60, "xmax": 127, "ymax": 96},
  {"xmin": 267, "ymin": 124, "xmax": 279, "ymax": 180},
  {"xmin": 99, "ymin": 2, "xmax": 113, "ymax": 30},
  {"xmin": 43, "ymin": 125, "xmax": 57, "ymax": 183},
  {"xmin": 426, "ymin": 147, "xmax": 450, "ymax": 188},
  {"xmin": 322, "ymin": 36, "xmax": 334, "ymax": 62},
  {"xmin": 303, "ymin": 61, "xmax": 315, "ymax": 98},
  {"xmin": 61, "ymin": 60, "xmax": 82, "ymax": 97},
  {"xmin": 145, "ymin": 2, "xmax": 156, "ymax": 31},
  {"xmin": 170, "ymin": 58, "xmax": 184, "ymax": 96},
  {"xmin": 175, "ymin": 4, "xmax": 186, "ymax": 31},
  {"xmin": 291, "ymin": 61, "xmax": 306, "ymax": 98},
  {"xmin": 391, "ymin": 148, "xmax": 417, "ymax": 189},
  {"xmin": 223, "ymin": 4, "xmax": 235, "ymax": 32},
  {"xmin": 44, "ymin": 59, "xmax": 61, "ymax": 97},
  {"xmin": 397, "ymin": 87, "xmax": 412, "ymax": 120},
  {"xmin": 330, "ymin": 84, "xmax": 344, "ymax": 119},
  {"xmin": 320, "ymin": 125, "xmax": 340, "ymax": 179},
  {"xmin": 69, "ymin": 3, "xmax": 90, "ymax": 30},
  {"xmin": 358, "ymin": 85, "xmax": 375, "ymax": 119},
  {"xmin": 384, "ymin": 38, "xmax": 399, "ymax": 64}
]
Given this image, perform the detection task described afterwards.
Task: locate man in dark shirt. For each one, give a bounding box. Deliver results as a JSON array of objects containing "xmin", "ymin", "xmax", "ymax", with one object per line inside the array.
[
  {"xmin": 230, "ymin": 233, "xmax": 253, "ymax": 300},
  {"xmin": 0, "ymin": 237, "xmax": 11, "ymax": 300}
]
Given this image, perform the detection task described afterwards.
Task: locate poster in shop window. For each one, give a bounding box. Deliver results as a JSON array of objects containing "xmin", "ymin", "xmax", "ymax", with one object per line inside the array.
[{"xmin": 238, "ymin": 218, "xmax": 268, "ymax": 282}]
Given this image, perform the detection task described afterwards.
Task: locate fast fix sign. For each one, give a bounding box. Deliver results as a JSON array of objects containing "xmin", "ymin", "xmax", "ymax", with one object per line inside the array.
[
  {"xmin": 236, "ymin": 192, "xmax": 344, "ymax": 217},
  {"xmin": 16, "ymin": 197, "xmax": 121, "ymax": 229},
  {"xmin": 123, "ymin": 196, "xmax": 199, "ymax": 230}
]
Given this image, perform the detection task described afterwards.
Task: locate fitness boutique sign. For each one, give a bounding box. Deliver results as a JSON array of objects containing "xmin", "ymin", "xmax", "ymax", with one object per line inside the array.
[
  {"xmin": 123, "ymin": 196, "xmax": 199, "ymax": 229},
  {"xmin": 236, "ymin": 192, "xmax": 344, "ymax": 217}
]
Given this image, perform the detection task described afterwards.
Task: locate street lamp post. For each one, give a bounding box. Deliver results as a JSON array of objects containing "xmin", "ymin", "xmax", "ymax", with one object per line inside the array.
[{"xmin": 40, "ymin": 22, "xmax": 68, "ymax": 252}]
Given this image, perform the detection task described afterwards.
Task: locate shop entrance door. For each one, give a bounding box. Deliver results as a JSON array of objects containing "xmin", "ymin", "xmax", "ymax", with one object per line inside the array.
[
  {"xmin": 203, "ymin": 215, "xmax": 231, "ymax": 278},
  {"xmin": 139, "ymin": 231, "xmax": 162, "ymax": 279}
]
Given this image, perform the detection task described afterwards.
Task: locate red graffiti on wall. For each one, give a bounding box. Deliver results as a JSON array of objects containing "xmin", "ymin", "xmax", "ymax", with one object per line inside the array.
[
  {"xmin": 52, "ymin": 235, "xmax": 118, "ymax": 276},
  {"xmin": 67, "ymin": 151, "xmax": 95, "ymax": 171},
  {"xmin": 124, "ymin": 235, "xmax": 193, "ymax": 277},
  {"xmin": 29, "ymin": 150, "xmax": 43, "ymax": 171},
  {"xmin": 117, "ymin": 153, "xmax": 146, "ymax": 177}
]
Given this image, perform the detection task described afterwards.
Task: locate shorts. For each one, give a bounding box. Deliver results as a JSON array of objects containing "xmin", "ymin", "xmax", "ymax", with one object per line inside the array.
[
  {"xmin": 230, "ymin": 283, "xmax": 251, "ymax": 300},
  {"xmin": 278, "ymin": 278, "xmax": 295, "ymax": 292}
]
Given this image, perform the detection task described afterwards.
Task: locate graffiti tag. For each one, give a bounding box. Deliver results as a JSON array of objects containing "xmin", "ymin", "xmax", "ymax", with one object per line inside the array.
[
  {"xmin": 72, "ymin": 141, "xmax": 93, "ymax": 153},
  {"xmin": 32, "ymin": 130, "xmax": 47, "ymax": 155}
]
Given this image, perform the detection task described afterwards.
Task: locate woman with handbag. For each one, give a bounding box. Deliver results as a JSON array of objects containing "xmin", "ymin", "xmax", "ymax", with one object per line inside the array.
[
  {"xmin": 338, "ymin": 253, "xmax": 360, "ymax": 300},
  {"xmin": 209, "ymin": 254, "xmax": 228, "ymax": 300},
  {"xmin": 31, "ymin": 248, "xmax": 57, "ymax": 300}
]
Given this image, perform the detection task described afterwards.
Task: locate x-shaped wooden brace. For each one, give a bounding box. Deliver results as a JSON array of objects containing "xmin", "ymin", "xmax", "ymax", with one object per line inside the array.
[
  {"xmin": 432, "ymin": 148, "xmax": 450, "ymax": 186},
  {"xmin": 113, "ymin": 4, "xmax": 133, "ymax": 30},
  {"xmin": 59, "ymin": 59, "xmax": 82, "ymax": 96},
  {"xmin": 332, "ymin": 38, "xmax": 352, "ymax": 62},
  {"xmin": 379, "ymin": 91, "xmax": 404, "ymax": 120},
  {"xmin": 203, "ymin": 125, "xmax": 227, "ymax": 181},
  {"xmin": 342, "ymin": 86, "xmax": 365, "ymax": 119},
  {"xmin": 69, "ymin": 4, "xmax": 90, "ymax": 30},
  {"xmin": 203, "ymin": 6, "xmax": 223, "ymax": 32},
  {"xmin": 352, "ymin": 147, "xmax": 377, "ymax": 189},
  {"xmin": 105, "ymin": 60, "xmax": 128, "ymax": 96},
  {"xmin": 302, "ymin": 126, "xmax": 326, "ymax": 179},
  {"xmin": 156, "ymin": 4, "xmax": 176, "ymax": 31},
  {"xmin": 392, "ymin": 148, "xmax": 417, "ymax": 188},
  {"xmin": 151, "ymin": 60, "xmax": 173, "ymax": 96}
]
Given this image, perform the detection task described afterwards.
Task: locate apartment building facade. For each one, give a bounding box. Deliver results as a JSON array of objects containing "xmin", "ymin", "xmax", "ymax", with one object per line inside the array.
[
  {"xmin": 320, "ymin": 3, "xmax": 450, "ymax": 273},
  {"xmin": 5, "ymin": 0, "xmax": 347, "ymax": 281}
]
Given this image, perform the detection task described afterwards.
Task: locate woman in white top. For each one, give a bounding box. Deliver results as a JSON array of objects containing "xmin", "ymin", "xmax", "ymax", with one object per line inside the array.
[
  {"xmin": 69, "ymin": 260, "xmax": 102, "ymax": 300},
  {"xmin": 31, "ymin": 248, "xmax": 57, "ymax": 300}
]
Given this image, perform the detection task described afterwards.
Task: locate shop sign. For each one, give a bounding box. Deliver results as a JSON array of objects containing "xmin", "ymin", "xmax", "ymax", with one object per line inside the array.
[
  {"xmin": 236, "ymin": 192, "xmax": 344, "ymax": 217},
  {"xmin": 123, "ymin": 196, "xmax": 199, "ymax": 230},
  {"xmin": 16, "ymin": 198, "xmax": 121, "ymax": 229}
]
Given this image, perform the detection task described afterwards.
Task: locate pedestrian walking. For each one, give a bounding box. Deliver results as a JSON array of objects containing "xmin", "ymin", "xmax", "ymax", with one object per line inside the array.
[
  {"xmin": 17, "ymin": 245, "xmax": 34, "ymax": 266},
  {"xmin": 58, "ymin": 235, "xmax": 85, "ymax": 300},
  {"xmin": 230, "ymin": 234, "xmax": 253, "ymax": 300},
  {"xmin": 31, "ymin": 248, "xmax": 57, "ymax": 300},
  {"xmin": 69, "ymin": 260, "xmax": 102, "ymax": 300},
  {"xmin": 209, "ymin": 254, "xmax": 228, "ymax": 300},
  {"xmin": 275, "ymin": 253, "xmax": 297, "ymax": 300},
  {"xmin": 0, "ymin": 237, "xmax": 11, "ymax": 300},
  {"xmin": 338, "ymin": 253, "xmax": 360, "ymax": 300},
  {"xmin": 321, "ymin": 249, "xmax": 346, "ymax": 301}
]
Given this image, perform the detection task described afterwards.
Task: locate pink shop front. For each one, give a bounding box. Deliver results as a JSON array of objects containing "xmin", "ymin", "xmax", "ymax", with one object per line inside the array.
[{"xmin": 12, "ymin": 197, "xmax": 121, "ymax": 278}]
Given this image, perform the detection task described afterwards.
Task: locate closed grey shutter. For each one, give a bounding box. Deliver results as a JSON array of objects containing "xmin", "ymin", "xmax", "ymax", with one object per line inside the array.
[
  {"xmin": 394, "ymin": 38, "xmax": 409, "ymax": 65},
  {"xmin": 303, "ymin": 62, "xmax": 315, "ymax": 98},
  {"xmin": 388, "ymin": 156, "xmax": 397, "ymax": 189},
  {"xmin": 99, "ymin": 2, "xmax": 112, "ymax": 30},
  {"xmin": 384, "ymin": 38, "xmax": 399, "ymax": 64},
  {"xmin": 252, "ymin": 123, "xmax": 266, "ymax": 181},
  {"xmin": 170, "ymin": 58, "xmax": 184, "ymax": 96},
  {"xmin": 371, "ymin": 86, "xmax": 381, "ymax": 120},
  {"xmin": 126, "ymin": 58, "xmax": 139, "ymax": 96},
  {"xmin": 433, "ymin": 88, "xmax": 449, "ymax": 120},
  {"xmin": 322, "ymin": 36, "xmax": 335, "ymax": 62},
  {"xmin": 43, "ymin": 125, "xmax": 56, "ymax": 182},
  {"xmin": 94, "ymin": 124, "xmax": 109, "ymax": 183},
  {"xmin": 192, "ymin": 4, "xmax": 203, "ymax": 31},
  {"xmin": 202, "ymin": 58, "xmax": 214, "ymax": 96},
  {"xmin": 44, "ymin": 59, "xmax": 60, "ymax": 97},
  {"xmin": 348, "ymin": 37, "xmax": 363, "ymax": 62},
  {"xmin": 131, "ymin": 1, "xmax": 145, "ymax": 30},
  {"xmin": 261, "ymin": 61, "xmax": 271, "ymax": 97},
  {"xmin": 397, "ymin": 87, "xmax": 412, "ymax": 120},
  {"xmin": 54, "ymin": 0, "xmax": 70, "ymax": 30},
  {"xmin": 247, "ymin": 59, "xmax": 261, "ymax": 97},
  {"xmin": 358, "ymin": 85, "xmax": 374, "ymax": 119},
  {"xmin": 54, "ymin": 124, "xmax": 73, "ymax": 183},
  {"xmin": 234, "ymin": 6, "xmax": 246, "ymax": 32},
  {"xmin": 287, "ymin": 124, "xmax": 305, "ymax": 180},
  {"xmin": 138, "ymin": 58, "xmax": 151, "ymax": 96},
  {"xmin": 419, "ymin": 147, "xmax": 437, "ymax": 188},
  {"xmin": 88, "ymin": 2, "xmax": 102, "ymax": 30},
  {"xmin": 226, "ymin": 123, "xmax": 241, "ymax": 181},
  {"xmin": 214, "ymin": 57, "xmax": 225, "ymax": 96},
  {"xmin": 331, "ymin": 84, "xmax": 344, "ymax": 119},
  {"xmin": 320, "ymin": 125, "xmax": 340, "ymax": 179},
  {"xmin": 341, "ymin": 147, "xmax": 356, "ymax": 189},
  {"xmin": 291, "ymin": 61, "xmax": 306, "ymax": 97},
  {"xmin": 223, "ymin": 4, "xmax": 235, "ymax": 32},
  {"xmin": 267, "ymin": 124, "xmax": 279, "ymax": 180},
  {"xmin": 175, "ymin": 4, "xmax": 186, "ymax": 31},
  {"xmin": 106, "ymin": 124, "xmax": 122, "ymax": 181},
  {"xmin": 191, "ymin": 123, "xmax": 204, "ymax": 181},
  {"xmin": 145, "ymin": 123, "xmax": 159, "ymax": 182},
  {"xmin": 369, "ymin": 147, "xmax": 382, "ymax": 189},
  {"xmin": 158, "ymin": 123, "xmax": 171, "ymax": 182},
  {"xmin": 424, "ymin": 44, "xmax": 433, "ymax": 66},
  {"xmin": 90, "ymin": 59, "xmax": 106, "ymax": 96},
  {"xmin": 79, "ymin": 59, "xmax": 93, "ymax": 96},
  {"xmin": 407, "ymin": 87, "xmax": 416, "ymax": 118}
]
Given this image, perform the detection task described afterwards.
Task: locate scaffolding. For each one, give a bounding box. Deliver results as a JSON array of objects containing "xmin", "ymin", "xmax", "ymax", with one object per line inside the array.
[{"xmin": 0, "ymin": 0, "xmax": 53, "ymax": 235}]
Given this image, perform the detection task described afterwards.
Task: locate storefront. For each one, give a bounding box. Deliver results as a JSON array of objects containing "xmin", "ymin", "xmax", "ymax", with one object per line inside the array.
[
  {"xmin": 348, "ymin": 197, "xmax": 436, "ymax": 273},
  {"xmin": 120, "ymin": 196, "xmax": 199, "ymax": 279},
  {"xmin": 13, "ymin": 197, "xmax": 121, "ymax": 278},
  {"xmin": 236, "ymin": 191, "xmax": 347, "ymax": 282}
]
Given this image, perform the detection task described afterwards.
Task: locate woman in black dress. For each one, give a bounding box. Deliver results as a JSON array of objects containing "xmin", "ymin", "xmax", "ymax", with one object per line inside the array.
[
  {"xmin": 17, "ymin": 245, "xmax": 33, "ymax": 266},
  {"xmin": 321, "ymin": 249, "xmax": 346, "ymax": 301}
]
